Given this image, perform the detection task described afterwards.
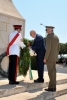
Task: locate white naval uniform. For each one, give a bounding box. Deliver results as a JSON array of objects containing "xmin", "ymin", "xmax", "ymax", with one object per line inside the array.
[
  {"xmin": 9, "ymin": 31, "xmax": 26, "ymax": 57},
  {"xmin": 8, "ymin": 30, "xmax": 25, "ymax": 82}
]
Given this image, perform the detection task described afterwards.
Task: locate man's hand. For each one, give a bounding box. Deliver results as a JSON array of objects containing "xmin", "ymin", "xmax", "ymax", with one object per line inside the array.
[
  {"xmin": 28, "ymin": 47, "xmax": 31, "ymax": 49},
  {"xmin": 27, "ymin": 42, "xmax": 30, "ymax": 47},
  {"xmin": 43, "ymin": 59, "xmax": 46, "ymax": 63}
]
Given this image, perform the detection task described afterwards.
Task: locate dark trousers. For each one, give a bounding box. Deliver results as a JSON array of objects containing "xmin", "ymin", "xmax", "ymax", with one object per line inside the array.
[
  {"xmin": 46, "ymin": 61, "xmax": 56, "ymax": 88},
  {"xmin": 36, "ymin": 55, "xmax": 44, "ymax": 80},
  {"xmin": 8, "ymin": 55, "xmax": 18, "ymax": 82}
]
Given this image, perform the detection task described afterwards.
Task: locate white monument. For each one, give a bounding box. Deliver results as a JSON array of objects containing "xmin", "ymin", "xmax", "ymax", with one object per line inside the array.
[{"xmin": 0, "ymin": 0, "xmax": 25, "ymax": 54}]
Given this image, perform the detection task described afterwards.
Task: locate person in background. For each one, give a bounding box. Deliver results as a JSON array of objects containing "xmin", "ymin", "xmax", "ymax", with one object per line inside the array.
[
  {"xmin": 30, "ymin": 30, "xmax": 46, "ymax": 83},
  {"xmin": 6, "ymin": 25, "xmax": 26, "ymax": 85},
  {"xmin": 44, "ymin": 26, "xmax": 60, "ymax": 92}
]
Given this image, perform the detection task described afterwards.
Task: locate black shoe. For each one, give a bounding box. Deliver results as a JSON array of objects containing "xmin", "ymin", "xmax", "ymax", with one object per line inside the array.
[
  {"xmin": 45, "ymin": 88, "xmax": 56, "ymax": 92},
  {"xmin": 14, "ymin": 81, "xmax": 19, "ymax": 84},
  {"xmin": 9, "ymin": 81, "xmax": 14, "ymax": 85},
  {"xmin": 9, "ymin": 81, "xmax": 19, "ymax": 85},
  {"xmin": 34, "ymin": 78, "xmax": 44, "ymax": 83}
]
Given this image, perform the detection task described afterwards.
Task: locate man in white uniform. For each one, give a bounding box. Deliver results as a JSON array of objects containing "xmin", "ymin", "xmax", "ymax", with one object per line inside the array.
[{"xmin": 6, "ymin": 25, "xmax": 26, "ymax": 85}]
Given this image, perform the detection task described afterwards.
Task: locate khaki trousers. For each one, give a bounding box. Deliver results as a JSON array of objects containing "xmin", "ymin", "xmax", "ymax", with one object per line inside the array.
[{"xmin": 46, "ymin": 61, "xmax": 56, "ymax": 88}]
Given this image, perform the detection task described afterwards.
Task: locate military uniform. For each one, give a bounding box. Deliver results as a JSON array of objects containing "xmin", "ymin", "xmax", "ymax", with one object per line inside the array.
[
  {"xmin": 44, "ymin": 26, "xmax": 60, "ymax": 90},
  {"xmin": 6, "ymin": 25, "xmax": 26, "ymax": 84}
]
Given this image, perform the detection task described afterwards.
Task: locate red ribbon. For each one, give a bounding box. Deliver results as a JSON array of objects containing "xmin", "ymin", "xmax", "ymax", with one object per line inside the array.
[{"xmin": 6, "ymin": 33, "xmax": 19, "ymax": 55}]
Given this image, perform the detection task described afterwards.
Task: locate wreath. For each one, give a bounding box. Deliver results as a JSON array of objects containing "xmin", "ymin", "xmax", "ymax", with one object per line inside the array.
[{"xmin": 18, "ymin": 38, "xmax": 31, "ymax": 77}]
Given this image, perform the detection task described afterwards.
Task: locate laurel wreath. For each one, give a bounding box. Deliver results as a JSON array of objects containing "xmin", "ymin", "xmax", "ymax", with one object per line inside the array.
[{"xmin": 19, "ymin": 38, "xmax": 31, "ymax": 77}]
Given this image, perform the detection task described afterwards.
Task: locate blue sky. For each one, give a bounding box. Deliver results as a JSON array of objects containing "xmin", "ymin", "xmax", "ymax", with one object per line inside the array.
[{"xmin": 12, "ymin": 0, "xmax": 67, "ymax": 43}]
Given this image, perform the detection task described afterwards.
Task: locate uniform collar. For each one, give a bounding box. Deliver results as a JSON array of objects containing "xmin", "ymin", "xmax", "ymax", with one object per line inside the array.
[
  {"xmin": 48, "ymin": 33, "xmax": 54, "ymax": 35},
  {"xmin": 15, "ymin": 30, "xmax": 18, "ymax": 33}
]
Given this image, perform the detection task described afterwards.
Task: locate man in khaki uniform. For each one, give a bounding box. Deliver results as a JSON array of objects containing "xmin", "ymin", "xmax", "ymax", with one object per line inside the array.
[{"xmin": 44, "ymin": 26, "xmax": 60, "ymax": 92}]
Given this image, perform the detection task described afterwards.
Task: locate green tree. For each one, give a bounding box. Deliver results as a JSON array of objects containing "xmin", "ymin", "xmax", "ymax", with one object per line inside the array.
[
  {"xmin": 59, "ymin": 43, "xmax": 67, "ymax": 55},
  {"xmin": 64, "ymin": 43, "xmax": 67, "ymax": 54}
]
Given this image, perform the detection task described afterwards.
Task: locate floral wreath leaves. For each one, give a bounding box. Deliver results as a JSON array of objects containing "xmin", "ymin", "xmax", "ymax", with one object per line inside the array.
[{"xmin": 18, "ymin": 38, "xmax": 31, "ymax": 77}]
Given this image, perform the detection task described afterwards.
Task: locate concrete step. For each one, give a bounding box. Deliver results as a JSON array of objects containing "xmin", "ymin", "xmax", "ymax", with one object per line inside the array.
[
  {"xmin": 0, "ymin": 78, "xmax": 67, "ymax": 98},
  {"xmin": 1, "ymin": 83, "xmax": 67, "ymax": 100},
  {"xmin": 0, "ymin": 71, "xmax": 67, "ymax": 98},
  {"xmin": 48, "ymin": 94, "xmax": 67, "ymax": 100}
]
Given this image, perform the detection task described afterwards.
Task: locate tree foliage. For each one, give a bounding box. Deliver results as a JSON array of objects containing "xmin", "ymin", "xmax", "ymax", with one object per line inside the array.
[{"xmin": 59, "ymin": 43, "xmax": 67, "ymax": 54}]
